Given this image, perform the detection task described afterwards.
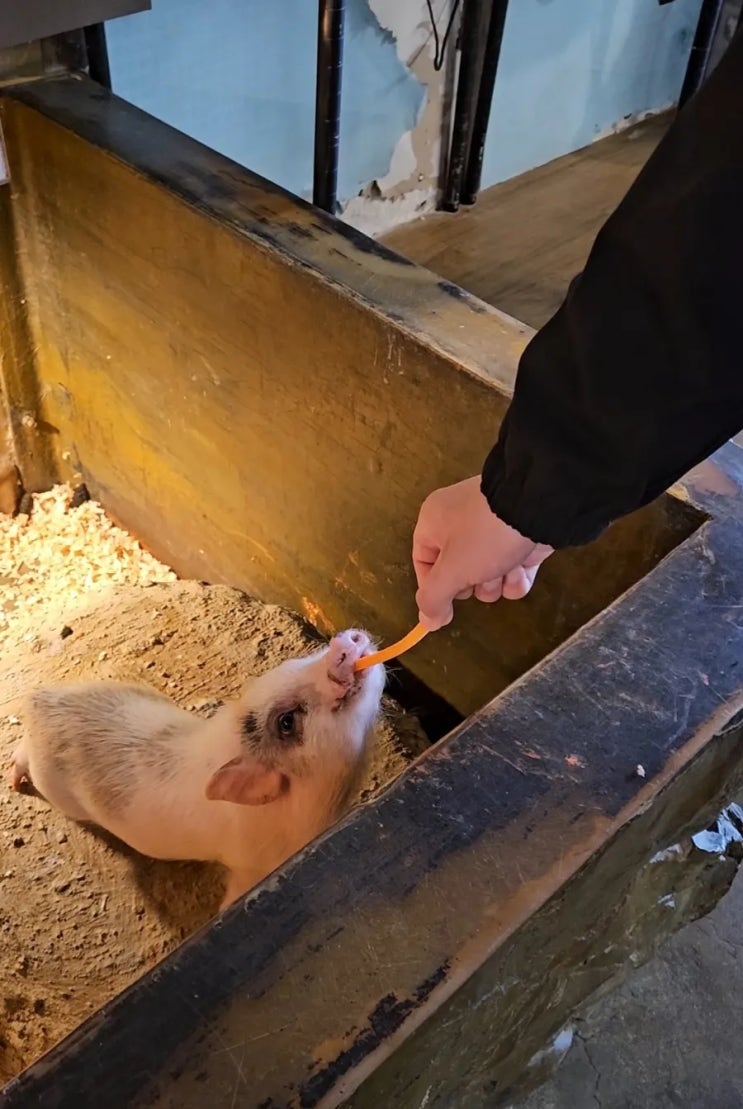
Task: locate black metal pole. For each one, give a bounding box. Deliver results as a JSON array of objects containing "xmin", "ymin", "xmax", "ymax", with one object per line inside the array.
[
  {"xmin": 313, "ymin": 0, "xmax": 345, "ymax": 214},
  {"xmin": 678, "ymin": 0, "xmax": 725, "ymax": 108},
  {"xmin": 442, "ymin": 0, "xmax": 491, "ymax": 213},
  {"xmin": 461, "ymin": 0, "xmax": 509, "ymax": 206},
  {"xmin": 83, "ymin": 23, "xmax": 111, "ymax": 90}
]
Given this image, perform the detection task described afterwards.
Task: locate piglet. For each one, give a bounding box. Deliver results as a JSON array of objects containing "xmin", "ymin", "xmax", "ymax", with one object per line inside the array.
[{"xmin": 10, "ymin": 630, "xmax": 385, "ymax": 908}]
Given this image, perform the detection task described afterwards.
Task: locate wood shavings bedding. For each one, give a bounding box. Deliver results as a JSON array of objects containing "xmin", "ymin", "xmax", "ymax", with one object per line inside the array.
[
  {"xmin": 0, "ymin": 484, "xmax": 427, "ymax": 1083},
  {"xmin": 0, "ymin": 483, "xmax": 175, "ymax": 655}
]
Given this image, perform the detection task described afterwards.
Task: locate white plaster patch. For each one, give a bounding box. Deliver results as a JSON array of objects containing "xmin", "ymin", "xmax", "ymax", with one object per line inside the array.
[
  {"xmin": 591, "ymin": 104, "xmax": 673, "ymax": 144},
  {"xmin": 528, "ymin": 1026, "xmax": 575, "ymax": 1069},
  {"xmin": 377, "ymin": 129, "xmax": 418, "ymax": 192},
  {"xmin": 368, "ymin": 0, "xmax": 455, "ymax": 66},
  {"xmin": 650, "ymin": 843, "xmax": 683, "ymax": 865},
  {"xmin": 343, "ymin": 0, "xmax": 444, "ymax": 232},
  {"xmin": 341, "ymin": 186, "xmax": 436, "ymax": 238},
  {"xmin": 692, "ymin": 805, "xmax": 743, "ymax": 856}
]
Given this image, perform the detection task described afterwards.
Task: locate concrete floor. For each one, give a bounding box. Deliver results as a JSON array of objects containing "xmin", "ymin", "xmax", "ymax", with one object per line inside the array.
[{"xmin": 519, "ymin": 867, "xmax": 743, "ymax": 1109}]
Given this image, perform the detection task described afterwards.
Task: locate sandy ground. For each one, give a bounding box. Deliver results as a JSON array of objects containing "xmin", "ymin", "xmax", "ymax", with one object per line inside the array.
[{"xmin": 0, "ymin": 486, "xmax": 427, "ymax": 1084}]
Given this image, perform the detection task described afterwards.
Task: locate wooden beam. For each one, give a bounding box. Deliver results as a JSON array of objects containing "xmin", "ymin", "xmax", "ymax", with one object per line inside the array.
[
  {"xmin": 0, "ymin": 79, "xmax": 702, "ymax": 715},
  {"xmin": 1, "ymin": 75, "xmax": 743, "ymax": 1109}
]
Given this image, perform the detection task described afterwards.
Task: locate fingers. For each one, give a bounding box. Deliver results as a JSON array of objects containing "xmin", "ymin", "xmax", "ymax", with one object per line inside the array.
[
  {"xmin": 416, "ymin": 593, "xmax": 454, "ymax": 632},
  {"xmin": 473, "ymin": 578, "xmax": 503, "ymax": 603},
  {"xmin": 501, "ymin": 563, "xmax": 540, "ymax": 600},
  {"xmin": 523, "ymin": 543, "xmax": 554, "ymax": 569},
  {"xmin": 412, "ymin": 534, "xmax": 440, "ymax": 590},
  {"xmin": 501, "ymin": 567, "xmax": 529, "ymax": 600},
  {"xmin": 524, "ymin": 563, "xmax": 540, "ymax": 589},
  {"xmin": 418, "ymin": 558, "xmax": 546, "ymax": 626},
  {"xmin": 412, "ymin": 551, "xmax": 438, "ymax": 590},
  {"xmin": 474, "ymin": 561, "xmax": 544, "ymax": 604},
  {"xmin": 412, "ymin": 488, "xmax": 554, "ymax": 626},
  {"xmin": 502, "ymin": 547, "xmax": 552, "ymax": 600},
  {"xmin": 415, "ymin": 553, "xmax": 458, "ymax": 631}
]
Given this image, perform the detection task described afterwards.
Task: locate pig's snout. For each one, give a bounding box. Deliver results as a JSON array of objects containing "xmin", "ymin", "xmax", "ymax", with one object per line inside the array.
[{"xmin": 327, "ymin": 630, "xmax": 373, "ymax": 689}]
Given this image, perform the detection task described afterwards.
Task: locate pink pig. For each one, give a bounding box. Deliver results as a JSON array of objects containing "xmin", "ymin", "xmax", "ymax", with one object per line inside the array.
[{"xmin": 11, "ymin": 630, "xmax": 385, "ymax": 908}]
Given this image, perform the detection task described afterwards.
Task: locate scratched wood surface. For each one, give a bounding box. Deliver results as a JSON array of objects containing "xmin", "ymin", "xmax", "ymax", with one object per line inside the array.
[
  {"xmin": 0, "ymin": 187, "xmax": 37, "ymax": 512},
  {"xmin": 0, "ymin": 80, "xmax": 700, "ymax": 717},
  {"xmin": 1, "ymin": 78, "xmax": 743, "ymax": 1109},
  {"xmin": 5, "ymin": 514, "xmax": 743, "ymax": 1109}
]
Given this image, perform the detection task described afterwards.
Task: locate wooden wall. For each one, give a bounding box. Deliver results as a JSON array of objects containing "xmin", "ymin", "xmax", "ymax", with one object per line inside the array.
[{"xmin": 0, "ymin": 78, "xmax": 702, "ymax": 714}]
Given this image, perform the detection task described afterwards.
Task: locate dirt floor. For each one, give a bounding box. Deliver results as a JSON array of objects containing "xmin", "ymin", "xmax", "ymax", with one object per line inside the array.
[{"xmin": 0, "ymin": 485, "xmax": 428, "ymax": 1084}]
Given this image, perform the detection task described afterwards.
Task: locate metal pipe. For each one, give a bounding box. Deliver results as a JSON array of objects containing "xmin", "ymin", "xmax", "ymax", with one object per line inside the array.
[
  {"xmin": 313, "ymin": 0, "xmax": 345, "ymax": 214},
  {"xmin": 83, "ymin": 22, "xmax": 111, "ymax": 90},
  {"xmin": 678, "ymin": 0, "xmax": 725, "ymax": 108},
  {"xmin": 461, "ymin": 0, "xmax": 509, "ymax": 206},
  {"xmin": 442, "ymin": 0, "xmax": 491, "ymax": 213}
]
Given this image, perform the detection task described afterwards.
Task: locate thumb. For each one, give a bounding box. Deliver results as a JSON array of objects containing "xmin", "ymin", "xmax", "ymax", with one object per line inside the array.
[{"xmin": 415, "ymin": 549, "xmax": 460, "ymax": 631}]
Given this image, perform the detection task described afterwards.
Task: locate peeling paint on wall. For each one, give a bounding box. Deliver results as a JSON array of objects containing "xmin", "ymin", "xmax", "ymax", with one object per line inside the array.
[
  {"xmin": 341, "ymin": 0, "xmax": 703, "ymax": 236},
  {"xmin": 340, "ymin": 0, "xmax": 457, "ymax": 236},
  {"xmin": 105, "ymin": 0, "xmax": 427, "ymax": 214},
  {"xmin": 338, "ymin": 0, "xmax": 426, "ymax": 203},
  {"xmin": 106, "ymin": 0, "xmax": 704, "ymax": 240}
]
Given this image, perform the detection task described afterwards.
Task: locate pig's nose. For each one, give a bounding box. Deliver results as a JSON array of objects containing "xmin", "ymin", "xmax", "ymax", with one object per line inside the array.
[{"xmin": 327, "ymin": 630, "xmax": 372, "ymax": 683}]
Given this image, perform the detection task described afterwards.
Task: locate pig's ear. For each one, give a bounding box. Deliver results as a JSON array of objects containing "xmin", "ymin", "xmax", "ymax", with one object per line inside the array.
[{"xmin": 205, "ymin": 756, "xmax": 288, "ymax": 806}]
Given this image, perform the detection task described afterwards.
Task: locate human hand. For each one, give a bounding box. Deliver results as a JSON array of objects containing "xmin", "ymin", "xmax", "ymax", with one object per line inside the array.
[{"xmin": 412, "ymin": 476, "xmax": 553, "ymax": 630}]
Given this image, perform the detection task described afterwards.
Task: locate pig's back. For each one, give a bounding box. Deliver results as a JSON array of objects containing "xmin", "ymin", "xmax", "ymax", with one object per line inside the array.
[{"xmin": 24, "ymin": 682, "xmax": 193, "ymax": 824}]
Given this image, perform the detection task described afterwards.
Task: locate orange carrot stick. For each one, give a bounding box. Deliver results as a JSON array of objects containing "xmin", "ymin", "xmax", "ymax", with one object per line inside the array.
[{"xmin": 354, "ymin": 622, "xmax": 429, "ymax": 670}]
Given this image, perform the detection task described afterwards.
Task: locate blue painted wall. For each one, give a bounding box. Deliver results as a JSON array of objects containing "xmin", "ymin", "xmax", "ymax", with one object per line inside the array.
[
  {"xmin": 481, "ymin": 0, "xmax": 702, "ymax": 188},
  {"xmin": 107, "ymin": 0, "xmax": 702, "ymax": 207},
  {"xmin": 105, "ymin": 0, "xmax": 424, "ymax": 203}
]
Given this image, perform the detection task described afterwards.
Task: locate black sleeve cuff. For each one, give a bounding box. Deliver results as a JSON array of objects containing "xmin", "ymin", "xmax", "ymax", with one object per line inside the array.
[{"xmin": 480, "ymin": 429, "xmax": 611, "ymax": 550}]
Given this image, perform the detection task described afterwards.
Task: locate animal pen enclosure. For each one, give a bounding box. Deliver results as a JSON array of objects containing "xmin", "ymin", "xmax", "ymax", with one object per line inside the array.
[{"xmin": 1, "ymin": 72, "xmax": 743, "ymax": 1109}]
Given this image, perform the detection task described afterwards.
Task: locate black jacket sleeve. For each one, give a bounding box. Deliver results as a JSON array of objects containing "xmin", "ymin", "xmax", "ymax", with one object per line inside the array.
[{"xmin": 481, "ymin": 27, "xmax": 743, "ymax": 550}]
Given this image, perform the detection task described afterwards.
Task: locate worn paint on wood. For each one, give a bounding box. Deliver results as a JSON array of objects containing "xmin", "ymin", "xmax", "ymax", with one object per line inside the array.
[
  {"xmin": 0, "ymin": 80, "xmax": 702, "ymax": 716},
  {"xmin": 4, "ymin": 516, "xmax": 743, "ymax": 1108},
  {"xmin": 0, "ymin": 184, "xmax": 44, "ymax": 510},
  {"xmin": 2, "ymin": 77, "xmax": 743, "ymax": 1109}
]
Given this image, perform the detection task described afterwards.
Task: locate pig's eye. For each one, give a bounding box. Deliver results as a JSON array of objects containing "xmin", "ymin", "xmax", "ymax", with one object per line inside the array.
[
  {"xmin": 274, "ymin": 705, "xmax": 305, "ymax": 743},
  {"xmin": 277, "ymin": 711, "xmax": 297, "ymax": 738}
]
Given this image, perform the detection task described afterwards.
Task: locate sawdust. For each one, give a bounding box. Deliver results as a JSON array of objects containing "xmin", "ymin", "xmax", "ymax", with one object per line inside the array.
[
  {"xmin": 0, "ymin": 483, "xmax": 176, "ymax": 656},
  {"xmin": 0, "ymin": 486, "xmax": 427, "ymax": 1084}
]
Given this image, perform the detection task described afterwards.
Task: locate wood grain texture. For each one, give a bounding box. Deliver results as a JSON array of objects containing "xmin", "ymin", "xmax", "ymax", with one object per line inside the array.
[
  {"xmin": 0, "ymin": 82, "xmax": 698, "ymax": 716},
  {"xmin": 5, "ymin": 518, "xmax": 743, "ymax": 1109},
  {"xmin": 0, "ymin": 186, "xmax": 47, "ymax": 509},
  {"xmin": 2, "ymin": 80, "xmax": 743, "ymax": 1109},
  {"xmin": 384, "ymin": 115, "xmax": 669, "ymax": 329}
]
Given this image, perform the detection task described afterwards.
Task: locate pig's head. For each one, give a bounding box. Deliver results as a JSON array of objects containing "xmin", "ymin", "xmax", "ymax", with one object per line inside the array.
[{"xmin": 204, "ymin": 630, "xmax": 385, "ymax": 812}]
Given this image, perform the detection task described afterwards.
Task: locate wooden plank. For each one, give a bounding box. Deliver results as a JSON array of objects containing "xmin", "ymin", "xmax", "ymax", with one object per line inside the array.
[
  {"xmin": 0, "ymin": 80, "xmax": 701, "ymax": 716},
  {"xmin": 1, "ymin": 79, "xmax": 743, "ymax": 1109},
  {"xmin": 0, "ymin": 186, "xmax": 47, "ymax": 511},
  {"xmin": 384, "ymin": 115, "xmax": 670, "ymax": 329},
  {"xmin": 0, "ymin": 2, "xmax": 150, "ymax": 51},
  {"xmin": 4, "ymin": 515, "xmax": 743, "ymax": 1108}
]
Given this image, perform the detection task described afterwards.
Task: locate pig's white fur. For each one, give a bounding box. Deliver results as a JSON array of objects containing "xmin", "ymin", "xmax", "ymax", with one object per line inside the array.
[{"xmin": 11, "ymin": 635, "xmax": 385, "ymax": 909}]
